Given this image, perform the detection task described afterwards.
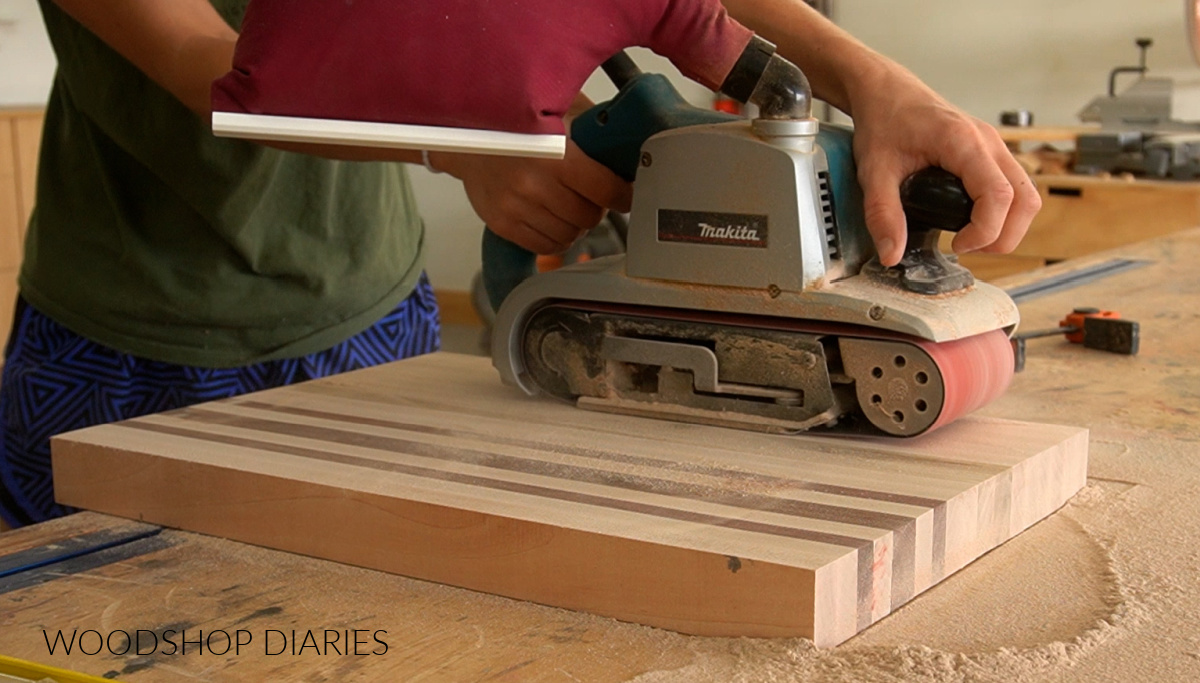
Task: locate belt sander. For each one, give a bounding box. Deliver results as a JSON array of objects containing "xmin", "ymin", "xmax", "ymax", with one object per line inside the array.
[
  {"xmin": 485, "ymin": 42, "xmax": 1018, "ymax": 437},
  {"xmin": 206, "ymin": 1, "xmax": 1017, "ymax": 437}
]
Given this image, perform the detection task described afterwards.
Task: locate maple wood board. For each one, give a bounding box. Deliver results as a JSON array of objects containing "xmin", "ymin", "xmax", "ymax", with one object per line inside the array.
[
  {"xmin": 995, "ymin": 124, "xmax": 1099, "ymax": 146},
  {"xmin": 51, "ymin": 353, "xmax": 1087, "ymax": 647}
]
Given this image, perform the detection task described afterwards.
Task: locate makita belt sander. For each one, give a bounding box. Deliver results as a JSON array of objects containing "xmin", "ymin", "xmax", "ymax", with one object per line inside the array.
[{"xmin": 212, "ymin": 0, "xmax": 1017, "ymax": 437}]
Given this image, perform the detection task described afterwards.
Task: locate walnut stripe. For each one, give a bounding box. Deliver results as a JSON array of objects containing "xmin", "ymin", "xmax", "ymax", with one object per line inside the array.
[
  {"xmin": 178, "ymin": 407, "xmax": 918, "ymax": 533},
  {"xmin": 239, "ymin": 400, "xmax": 949, "ymax": 508},
  {"xmin": 121, "ymin": 417, "xmax": 886, "ymax": 628},
  {"xmin": 118, "ymin": 420, "xmax": 870, "ymax": 550},
  {"xmin": 240, "ymin": 398, "xmax": 948, "ymax": 608},
  {"xmin": 179, "ymin": 407, "xmax": 938, "ymax": 626}
]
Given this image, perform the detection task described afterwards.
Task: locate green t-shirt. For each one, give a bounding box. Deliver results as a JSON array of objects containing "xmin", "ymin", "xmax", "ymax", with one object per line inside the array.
[{"xmin": 21, "ymin": 0, "xmax": 427, "ymax": 367}]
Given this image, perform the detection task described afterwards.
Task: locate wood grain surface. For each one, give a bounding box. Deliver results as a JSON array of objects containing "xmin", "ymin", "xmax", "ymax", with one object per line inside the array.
[{"xmin": 52, "ymin": 353, "xmax": 1086, "ymax": 647}]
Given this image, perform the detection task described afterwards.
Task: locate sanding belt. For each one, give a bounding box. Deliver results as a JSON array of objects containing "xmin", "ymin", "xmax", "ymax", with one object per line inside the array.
[{"xmin": 553, "ymin": 301, "xmax": 1014, "ymax": 435}]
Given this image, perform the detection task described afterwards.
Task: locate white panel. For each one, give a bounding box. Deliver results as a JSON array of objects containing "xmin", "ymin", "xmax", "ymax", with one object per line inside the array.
[
  {"xmin": 0, "ymin": 0, "xmax": 56, "ymax": 106},
  {"xmin": 836, "ymin": 0, "xmax": 1200, "ymax": 126}
]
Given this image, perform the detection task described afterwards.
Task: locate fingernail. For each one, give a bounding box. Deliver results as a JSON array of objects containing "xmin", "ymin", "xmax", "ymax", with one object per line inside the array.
[
  {"xmin": 951, "ymin": 237, "xmax": 976, "ymax": 254},
  {"xmin": 877, "ymin": 237, "xmax": 895, "ymax": 261}
]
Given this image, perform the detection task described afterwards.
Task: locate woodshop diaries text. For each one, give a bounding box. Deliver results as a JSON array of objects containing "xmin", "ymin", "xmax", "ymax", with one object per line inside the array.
[{"xmin": 41, "ymin": 628, "xmax": 389, "ymax": 656}]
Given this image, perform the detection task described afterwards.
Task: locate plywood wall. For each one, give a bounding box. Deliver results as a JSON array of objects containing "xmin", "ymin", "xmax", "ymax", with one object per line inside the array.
[{"xmin": 0, "ymin": 110, "xmax": 40, "ymax": 350}]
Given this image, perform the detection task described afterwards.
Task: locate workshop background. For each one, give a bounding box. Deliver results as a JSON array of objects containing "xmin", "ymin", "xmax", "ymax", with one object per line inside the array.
[
  {"xmin": 4, "ymin": 3, "xmax": 1200, "ymax": 682},
  {"xmin": 2, "ymin": 0, "xmax": 1195, "ymax": 296}
]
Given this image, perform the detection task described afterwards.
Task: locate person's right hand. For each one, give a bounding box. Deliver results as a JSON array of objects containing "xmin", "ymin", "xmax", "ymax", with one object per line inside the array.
[
  {"xmin": 430, "ymin": 141, "xmax": 633, "ymax": 254},
  {"xmin": 845, "ymin": 64, "xmax": 1041, "ymax": 266}
]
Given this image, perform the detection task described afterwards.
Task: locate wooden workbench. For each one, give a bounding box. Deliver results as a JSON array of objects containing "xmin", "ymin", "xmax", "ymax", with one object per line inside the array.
[{"xmin": 3, "ymin": 229, "xmax": 1200, "ymax": 681}]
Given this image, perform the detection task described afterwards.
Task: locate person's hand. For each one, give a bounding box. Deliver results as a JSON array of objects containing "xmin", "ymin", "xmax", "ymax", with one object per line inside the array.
[
  {"xmin": 846, "ymin": 64, "xmax": 1041, "ymax": 266},
  {"xmin": 430, "ymin": 141, "xmax": 633, "ymax": 254}
]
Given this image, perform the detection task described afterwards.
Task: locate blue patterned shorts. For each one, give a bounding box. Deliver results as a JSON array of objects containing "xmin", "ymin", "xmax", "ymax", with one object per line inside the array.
[{"xmin": 0, "ymin": 275, "xmax": 441, "ymax": 527}]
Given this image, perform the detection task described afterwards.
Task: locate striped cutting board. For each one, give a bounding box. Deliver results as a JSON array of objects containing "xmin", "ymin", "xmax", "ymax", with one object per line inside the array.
[{"xmin": 52, "ymin": 352, "xmax": 1087, "ymax": 646}]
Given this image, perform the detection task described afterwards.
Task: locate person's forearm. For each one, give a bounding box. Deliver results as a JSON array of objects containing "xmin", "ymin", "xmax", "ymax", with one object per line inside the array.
[
  {"xmin": 51, "ymin": 0, "xmax": 426, "ymax": 163},
  {"xmin": 722, "ymin": 0, "xmax": 900, "ymax": 116},
  {"xmin": 51, "ymin": 0, "xmax": 237, "ymax": 117}
]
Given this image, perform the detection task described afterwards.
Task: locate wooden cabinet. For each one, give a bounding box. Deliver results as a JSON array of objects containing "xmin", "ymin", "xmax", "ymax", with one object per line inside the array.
[
  {"xmin": 1016, "ymin": 174, "xmax": 1200, "ymax": 259},
  {"xmin": 0, "ymin": 109, "xmax": 42, "ymax": 351},
  {"xmin": 944, "ymin": 173, "xmax": 1200, "ymax": 281}
]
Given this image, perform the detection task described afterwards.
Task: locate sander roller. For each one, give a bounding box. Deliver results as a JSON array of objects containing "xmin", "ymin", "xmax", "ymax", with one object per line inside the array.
[{"xmin": 486, "ymin": 41, "xmax": 1018, "ymax": 437}]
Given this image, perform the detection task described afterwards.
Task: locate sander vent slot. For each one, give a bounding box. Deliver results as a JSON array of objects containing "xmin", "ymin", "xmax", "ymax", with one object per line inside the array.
[{"xmin": 817, "ymin": 171, "xmax": 841, "ymax": 261}]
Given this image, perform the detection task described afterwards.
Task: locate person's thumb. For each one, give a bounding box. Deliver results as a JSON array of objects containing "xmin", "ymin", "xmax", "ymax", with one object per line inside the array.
[{"xmin": 858, "ymin": 163, "xmax": 909, "ymax": 267}]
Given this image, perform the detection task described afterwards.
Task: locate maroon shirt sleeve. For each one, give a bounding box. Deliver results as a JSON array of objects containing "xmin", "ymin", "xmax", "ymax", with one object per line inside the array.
[{"xmin": 212, "ymin": 0, "xmax": 754, "ymax": 136}]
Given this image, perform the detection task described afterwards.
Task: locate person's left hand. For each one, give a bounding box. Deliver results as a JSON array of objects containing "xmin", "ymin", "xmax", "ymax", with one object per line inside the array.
[
  {"xmin": 846, "ymin": 63, "xmax": 1041, "ymax": 266},
  {"xmin": 430, "ymin": 141, "xmax": 633, "ymax": 254}
]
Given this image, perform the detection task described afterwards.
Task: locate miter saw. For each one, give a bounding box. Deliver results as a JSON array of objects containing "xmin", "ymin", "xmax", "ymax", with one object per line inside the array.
[
  {"xmin": 484, "ymin": 40, "xmax": 1019, "ymax": 438},
  {"xmin": 1073, "ymin": 37, "xmax": 1200, "ymax": 179}
]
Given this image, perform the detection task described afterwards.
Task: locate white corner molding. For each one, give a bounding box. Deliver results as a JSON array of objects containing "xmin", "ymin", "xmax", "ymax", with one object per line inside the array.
[{"xmin": 212, "ymin": 111, "xmax": 567, "ymax": 159}]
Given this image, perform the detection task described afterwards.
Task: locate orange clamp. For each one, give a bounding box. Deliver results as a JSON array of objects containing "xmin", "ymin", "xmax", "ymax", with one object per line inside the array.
[{"xmin": 1059, "ymin": 308, "xmax": 1121, "ymax": 344}]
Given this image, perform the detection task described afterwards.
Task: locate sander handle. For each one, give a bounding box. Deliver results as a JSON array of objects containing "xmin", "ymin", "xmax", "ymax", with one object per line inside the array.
[
  {"xmin": 481, "ymin": 53, "xmax": 737, "ymax": 312},
  {"xmin": 899, "ymin": 166, "xmax": 973, "ymax": 235},
  {"xmin": 872, "ymin": 166, "xmax": 978, "ymax": 295},
  {"xmin": 482, "ymin": 36, "xmax": 810, "ymax": 312},
  {"xmin": 485, "ymin": 134, "xmax": 981, "ymax": 306}
]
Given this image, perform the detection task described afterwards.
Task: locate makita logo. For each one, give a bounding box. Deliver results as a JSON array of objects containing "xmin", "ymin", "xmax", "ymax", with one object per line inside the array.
[
  {"xmin": 658, "ymin": 209, "xmax": 769, "ymax": 249},
  {"xmin": 699, "ymin": 223, "xmax": 760, "ymax": 242}
]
